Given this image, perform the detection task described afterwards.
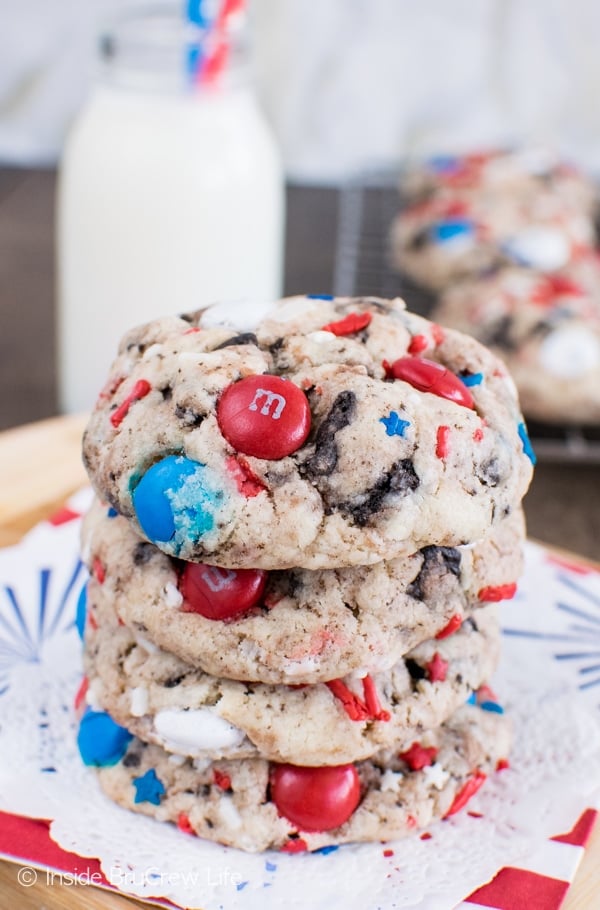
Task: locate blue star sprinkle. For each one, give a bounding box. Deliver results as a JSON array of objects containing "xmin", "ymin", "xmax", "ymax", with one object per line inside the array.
[
  {"xmin": 133, "ymin": 769, "xmax": 166, "ymax": 805},
  {"xmin": 380, "ymin": 411, "xmax": 411, "ymax": 437}
]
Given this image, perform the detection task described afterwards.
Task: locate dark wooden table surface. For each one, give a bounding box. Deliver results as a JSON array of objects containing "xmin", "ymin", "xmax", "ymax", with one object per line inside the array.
[{"xmin": 1, "ymin": 166, "xmax": 599, "ymax": 560}]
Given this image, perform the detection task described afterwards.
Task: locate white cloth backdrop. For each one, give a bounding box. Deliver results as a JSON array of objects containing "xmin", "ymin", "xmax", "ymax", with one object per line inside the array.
[{"xmin": 1, "ymin": 0, "xmax": 600, "ymax": 180}]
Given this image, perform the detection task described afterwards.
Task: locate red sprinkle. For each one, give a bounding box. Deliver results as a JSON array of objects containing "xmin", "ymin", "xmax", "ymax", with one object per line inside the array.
[
  {"xmin": 177, "ymin": 813, "xmax": 195, "ymax": 835},
  {"xmin": 87, "ymin": 611, "xmax": 98, "ymax": 631},
  {"xmin": 473, "ymin": 426, "xmax": 485, "ymax": 442},
  {"xmin": 496, "ymin": 758, "xmax": 510, "ymax": 772},
  {"xmin": 435, "ymin": 426, "xmax": 451, "ymax": 459},
  {"xmin": 110, "ymin": 379, "xmax": 152, "ymax": 428},
  {"xmin": 362, "ymin": 675, "xmax": 391, "ymax": 722},
  {"xmin": 280, "ymin": 839, "xmax": 308, "ymax": 854},
  {"xmin": 321, "ymin": 311, "xmax": 372, "ymax": 336},
  {"xmin": 476, "ymin": 684, "xmax": 498, "ymax": 702},
  {"xmin": 408, "ymin": 334, "xmax": 429, "ymax": 355},
  {"xmin": 435, "ymin": 614, "xmax": 462, "ymax": 640},
  {"xmin": 406, "ymin": 815, "xmax": 417, "ymax": 828},
  {"xmin": 398, "ymin": 742, "xmax": 439, "ymax": 771},
  {"xmin": 96, "ymin": 373, "xmax": 125, "ymax": 404},
  {"xmin": 327, "ymin": 676, "xmax": 391, "ymax": 722},
  {"xmin": 532, "ymin": 275, "xmax": 585, "ymax": 305},
  {"xmin": 383, "ymin": 848, "xmax": 394, "ymax": 857},
  {"xmin": 478, "ymin": 582, "xmax": 517, "ymax": 602},
  {"xmin": 92, "ymin": 558, "xmax": 106, "ymax": 585},
  {"xmin": 183, "ymin": 326, "xmax": 202, "ymax": 334},
  {"xmin": 426, "ymin": 652, "xmax": 449, "ymax": 683},
  {"xmin": 326, "ymin": 679, "xmax": 369, "ymax": 721},
  {"xmin": 441, "ymin": 200, "xmax": 469, "ymax": 218},
  {"xmin": 213, "ymin": 769, "xmax": 232, "ymax": 791},
  {"xmin": 444, "ymin": 770, "xmax": 487, "ymax": 817},
  {"xmin": 225, "ymin": 455, "xmax": 267, "ymax": 498},
  {"xmin": 431, "ymin": 324, "xmax": 446, "ymax": 346},
  {"xmin": 74, "ymin": 676, "xmax": 89, "ymax": 711},
  {"xmin": 420, "ymin": 832, "xmax": 432, "ymax": 841}
]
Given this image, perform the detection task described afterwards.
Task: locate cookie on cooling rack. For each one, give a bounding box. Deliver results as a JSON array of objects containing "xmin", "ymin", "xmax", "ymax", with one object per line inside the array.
[{"xmin": 432, "ymin": 265, "xmax": 600, "ymax": 424}]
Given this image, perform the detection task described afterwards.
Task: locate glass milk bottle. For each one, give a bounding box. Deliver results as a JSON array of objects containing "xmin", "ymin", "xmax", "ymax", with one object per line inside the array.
[{"xmin": 57, "ymin": 3, "xmax": 284, "ymax": 414}]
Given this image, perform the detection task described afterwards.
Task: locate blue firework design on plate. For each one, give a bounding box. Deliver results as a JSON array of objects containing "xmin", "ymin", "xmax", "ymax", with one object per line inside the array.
[
  {"xmin": 0, "ymin": 552, "xmax": 86, "ymax": 696},
  {"xmin": 503, "ymin": 548, "xmax": 600, "ymax": 701}
]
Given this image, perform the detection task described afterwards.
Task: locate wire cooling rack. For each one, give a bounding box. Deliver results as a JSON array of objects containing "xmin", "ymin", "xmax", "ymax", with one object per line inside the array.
[{"xmin": 332, "ymin": 173, "xmax": 600, "ymax": 464}]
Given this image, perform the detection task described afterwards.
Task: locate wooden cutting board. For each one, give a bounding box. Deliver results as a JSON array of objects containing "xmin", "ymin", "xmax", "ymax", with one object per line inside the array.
[{"xmin": 0, "ymin": 415, "xmax": 598, "ymax": 910}]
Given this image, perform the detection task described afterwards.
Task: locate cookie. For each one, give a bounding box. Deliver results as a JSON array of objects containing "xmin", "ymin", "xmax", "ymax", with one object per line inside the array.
[
  {"xmin": 83, "ymin": 585, "xmax": 501, "ymax": 765},
  {"xmin": 82, "ymin": 498, "xmax": 523, "ymax": 684},
  {"xmin": 82, "ymin": 296, "xmax": 534, "ymax": 569},
  {"xmin": 391, "ymin": 148, "xmax": 597, "ymax": 292},
  {"xmin": 400, "ymin": 148, "xmax": 598, "ymax": 214},
  {"xmin": 391, "ymin": 189, "xmax": 595, "ymax": 293},
  {"xmin": 432, "ymin": 264, "xmax": 600, "ymax": 424},
  {"xmin": 85, "ymin": 703, "xmax": 511, "ymax": 852}
]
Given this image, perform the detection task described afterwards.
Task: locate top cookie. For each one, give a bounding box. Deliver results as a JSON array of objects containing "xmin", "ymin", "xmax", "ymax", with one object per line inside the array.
[{"xmin": 82, "ymin": 296, "xmax": 534, "ymax": 569}]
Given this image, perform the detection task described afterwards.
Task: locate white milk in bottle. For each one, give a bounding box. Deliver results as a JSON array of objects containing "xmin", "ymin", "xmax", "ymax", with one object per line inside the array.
[{"xmin": 57, "ymin": 3, "xmax": 284, "ymax": 413}]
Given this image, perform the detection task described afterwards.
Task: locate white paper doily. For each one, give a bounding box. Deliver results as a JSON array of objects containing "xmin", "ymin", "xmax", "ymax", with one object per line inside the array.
[{"xmin": 1, "ymin": 492, "xmax": 600, "ymax": 910}]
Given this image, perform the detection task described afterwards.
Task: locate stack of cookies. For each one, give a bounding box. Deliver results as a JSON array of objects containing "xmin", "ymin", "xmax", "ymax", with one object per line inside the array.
[
  {"xmin": 391, "ymin": 148, "xmax": 600, "ymax": 423},
  {"xmin": 75, "ymin": 295, "xmax": 534, "ymax": 852}
]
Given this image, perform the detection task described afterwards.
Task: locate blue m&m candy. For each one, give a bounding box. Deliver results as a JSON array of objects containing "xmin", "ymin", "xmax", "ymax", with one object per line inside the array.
[
  {"xmin": 132, "ymin": 455, "xmax": 225, "ymax": 551},
  {"xmin": 75, "ymin": 583, "xmax": 87, "ymax": 641},
  {"xmin": 77, "ymin": 710, "xmax": 133, "ymax": 767}
]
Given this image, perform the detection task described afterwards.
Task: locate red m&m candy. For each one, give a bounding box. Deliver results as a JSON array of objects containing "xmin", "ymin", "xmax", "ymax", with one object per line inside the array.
[
  {"xmin": 388, "ymin": 357, "xmax": 474, "ymax": 409},
  {"xmin": 179, "ymin": 563, "xmax": 267, "ymax": 621},
  {"xmin": 217, "ymin": 375, "xmax": 311, "ymax": 460},
  {"xmin": 270, "ymin": 763, "xmax": 360, "ymax": 832}
]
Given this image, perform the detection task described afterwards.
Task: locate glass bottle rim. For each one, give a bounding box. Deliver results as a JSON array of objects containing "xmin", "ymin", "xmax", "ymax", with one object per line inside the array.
[{"xmin": 98, "ymin": 1, "xmax": 248, "ymax": 93}]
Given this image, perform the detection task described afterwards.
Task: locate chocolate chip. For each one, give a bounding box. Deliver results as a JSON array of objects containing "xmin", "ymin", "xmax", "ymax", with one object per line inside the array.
[
  {"xmin": 213, "ymin": 333, "xmax": 258, "ymax": 350},
  {"xmin": 407, "ymin": 546, "xmax": 462, "ymax": 600},
  {"xmin": 301, "ymin": 391, "xmax": 357, "ymax": 477},
  {"xmin": 338, "ymin": 459, "xmax": 420, "ymax": 526},
  {"xmin": 476, "ymin": 457, "xmax": 502, "ymax": 487},
  {"xmin": 160, "ymin": 385, "xmax": 172, "ymax": 401},
  {"xmin": 122, "ymin": 751, "xmax": 141, "ymax": 768},
  {"xmin": 268, "ymin": 337, "xmax": 285, "ymax": 355},
  {"xmin": 405, "ymin": 659, "xmax": 427, "ymax": 681},
  {"xmin": 163, "ymin": 674, "xmax": 186, "ymax": 688},
  {"xmin": 133, "ymin": 542, "xmax": 155, "ymax": 565},
  {"xmin": 174, "ymin": 404, "xmax": 204, "ymax": 427},
  {"xmin": 409, "ymin": 227, "xmax": 430, "ymax": 250}
]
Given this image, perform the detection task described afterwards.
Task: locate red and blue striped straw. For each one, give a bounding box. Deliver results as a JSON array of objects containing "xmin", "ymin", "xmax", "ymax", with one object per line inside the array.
[{"xmin": 185, "ymin": 0, "xmax": 245, "ymax": 86}]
